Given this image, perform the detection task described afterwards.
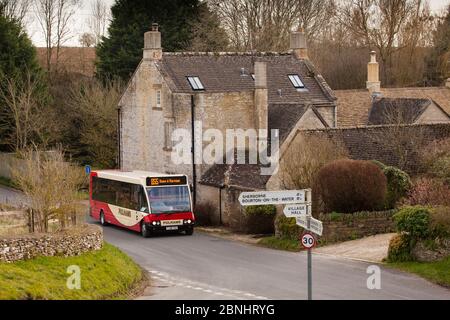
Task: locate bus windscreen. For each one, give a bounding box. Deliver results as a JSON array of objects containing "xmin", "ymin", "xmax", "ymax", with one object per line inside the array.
[{"xmin": 147, "ymin": 185, "xmax": 191, "ymax": 214}]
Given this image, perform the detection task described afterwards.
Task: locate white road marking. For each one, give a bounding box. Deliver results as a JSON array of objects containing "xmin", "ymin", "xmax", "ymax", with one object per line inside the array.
[{"xmin": 148, "ymin": 269, "xmax": 269, "ymax": 300}]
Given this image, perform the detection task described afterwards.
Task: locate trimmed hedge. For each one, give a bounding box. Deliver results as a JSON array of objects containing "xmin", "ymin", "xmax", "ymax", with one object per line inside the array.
[
  {"xmin": 315, "ymin": 159, "xmax": 387, "ymax": 213},
  {"xmin": 243, "ymin": 205, "xmax": 276, "ymax": 234},
  {"xmin": 275, "ymin": 215, "xmax": 300, "ymax": 241},
  {"xmin": 387, "ymin": 234, "xmax": 414, "ymax": 262}
]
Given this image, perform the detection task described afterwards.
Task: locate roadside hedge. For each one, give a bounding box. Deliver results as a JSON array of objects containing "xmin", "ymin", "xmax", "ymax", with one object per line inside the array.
[
  {"xmin": 383, "ymin": 166, "xmax": 411, "ymax": 209},
  {"xmin": 315, "ymin": 159, "xmax": 387, "ymax": 213},
  {"xmin": 244, "ymin": 205, "xmax": 276, "ymax": 234},
  {"xmin": 393, "ymin": 206, "xmax": 430, "ymax": 238}
]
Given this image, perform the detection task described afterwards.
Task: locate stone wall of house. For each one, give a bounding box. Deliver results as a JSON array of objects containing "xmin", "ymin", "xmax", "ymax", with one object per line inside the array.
[
  {"xmin": 196, "ymin": 184, "xmax": 222, "ymax": 225},
  {"xmin": 317, "ymin": 210, "xmax": 396, "ymax": 243},
  {"xmin": 0, "ymin": 224, "xmax": 103, "ymax": 263},
  {"xmin": 300, "ymin": 123, "xmax": 450, "ymax": 174}
]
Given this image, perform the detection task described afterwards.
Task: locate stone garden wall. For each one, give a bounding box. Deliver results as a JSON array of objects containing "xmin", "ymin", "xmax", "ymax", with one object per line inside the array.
[
  {"xmin": 0, "ymin": 224, "xmax": 103, "ymax": 263},
  {"xmin": 318, "ymin": 210, "xmax": 397, "ymax": 243}
]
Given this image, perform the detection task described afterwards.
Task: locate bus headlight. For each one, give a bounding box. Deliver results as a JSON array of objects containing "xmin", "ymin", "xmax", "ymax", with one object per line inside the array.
[
  {"xmin": 184, "ymin": 219, "xmax": 192, "ymax": 224},
  {"xmin": 152, "ymin": 221, "xmax": 157, "ymax": 226}
]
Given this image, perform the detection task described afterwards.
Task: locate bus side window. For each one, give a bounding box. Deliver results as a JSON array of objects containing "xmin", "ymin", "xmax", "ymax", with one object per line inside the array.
[{"xmin": 138, "ymin": 186, "xmax": 149, "ymax": 213}]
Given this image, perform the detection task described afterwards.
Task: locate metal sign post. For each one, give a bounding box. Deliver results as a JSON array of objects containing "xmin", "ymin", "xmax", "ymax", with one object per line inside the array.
[{"xmin": 307, "ymin": 215, "xmax": 312, "ymax": 301}]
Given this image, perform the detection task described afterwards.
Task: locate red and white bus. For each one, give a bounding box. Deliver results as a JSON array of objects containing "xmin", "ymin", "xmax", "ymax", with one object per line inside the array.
[{"xmin": 89, "ymin": 170, "xmax": 195, "ymax": 237}]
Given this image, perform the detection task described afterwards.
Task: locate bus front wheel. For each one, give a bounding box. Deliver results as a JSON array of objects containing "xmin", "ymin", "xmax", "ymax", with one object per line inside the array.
[
  {"xmin": 185, "ymin": 228, "xmax": 194, "ymax": 236},
  {"xmin": 100, "ymin": 211, "xmax": 108, "ymax": 226},
  {"xmin": 141, "ymin": 222, "xmax": 151, "ymax": 238}
]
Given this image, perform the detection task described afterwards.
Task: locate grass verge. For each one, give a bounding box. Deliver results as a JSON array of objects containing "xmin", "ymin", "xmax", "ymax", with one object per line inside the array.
[
  {"xmin": 0, "ymin": 242, "xmax": 144, "ymax": 300},
  {"xmin": 0, "ymin": 176, "xmax": 17, "ymax": 190},
  {"xmin": 388, "ymin": 256, "xmax": 450, "ymax": 288},
  {"xmin": 258, "ymin": 236, "xmax": 300, "ymax": 252}
]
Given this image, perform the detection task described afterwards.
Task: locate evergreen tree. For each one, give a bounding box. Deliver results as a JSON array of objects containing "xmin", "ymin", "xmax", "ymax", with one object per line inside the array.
[
  {"xmin": 0, "ymin": 14, "xmax": 40, "ymax": 78},
  {"xmin": 0, "ymin": 15, "xmax": 45, "ymax": 151},
  {"xmin": 96, "ymin": 0, "xmax": 202, "ymax": 81}
]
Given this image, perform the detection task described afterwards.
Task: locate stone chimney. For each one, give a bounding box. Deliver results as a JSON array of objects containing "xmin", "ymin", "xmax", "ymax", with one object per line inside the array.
[
  {"xmin": 254, "ymin": 61, "xmax": 268, "ymax": 132},
  {"xmin": 144, "ymin": 23, "xmax": 162, "ymax": 60},
  {"xmin": 367, "ymin": 51, "xmax": 381, "ymax": 94},
  {"xmin": 290, "ymin": 29, "xmax": 308, "ymax": 59}
]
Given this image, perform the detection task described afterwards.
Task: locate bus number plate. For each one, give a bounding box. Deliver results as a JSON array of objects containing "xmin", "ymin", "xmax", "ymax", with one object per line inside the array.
[{"xmin": 166, "ymin": 226, "xmax": 178, "ymax": 231}]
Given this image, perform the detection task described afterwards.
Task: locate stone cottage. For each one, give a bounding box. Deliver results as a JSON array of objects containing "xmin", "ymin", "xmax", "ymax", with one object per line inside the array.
[{"xmin": 118, "ymin": 24, "xmax": 337, "ymax": 227}]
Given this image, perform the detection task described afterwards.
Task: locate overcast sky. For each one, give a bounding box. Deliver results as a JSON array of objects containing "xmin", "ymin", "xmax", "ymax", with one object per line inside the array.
[{"xmin": 27, "ymin": 0, "xmax": 450, "ymax": 47}]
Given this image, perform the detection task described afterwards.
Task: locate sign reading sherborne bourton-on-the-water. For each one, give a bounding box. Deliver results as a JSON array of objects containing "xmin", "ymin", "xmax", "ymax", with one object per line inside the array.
[{"xmin": 238, "ymin": 190, "xmax": 306, "ymax": 206}]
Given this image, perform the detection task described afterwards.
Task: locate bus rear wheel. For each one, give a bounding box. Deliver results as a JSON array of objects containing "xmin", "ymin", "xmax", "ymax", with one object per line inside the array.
[{"xmin": 141, "ymin": 222, "xmax": 151, "ymax": 238}]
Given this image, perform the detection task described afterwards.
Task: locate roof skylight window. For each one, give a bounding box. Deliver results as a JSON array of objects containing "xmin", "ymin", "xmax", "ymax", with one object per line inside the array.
[
  {"xmin": 187, "ymin": 76, "xmax": 204, "ymax": 90},
  {"xmin": 288, "ymin": 74, "xmax": 305, "ymax": 89}
]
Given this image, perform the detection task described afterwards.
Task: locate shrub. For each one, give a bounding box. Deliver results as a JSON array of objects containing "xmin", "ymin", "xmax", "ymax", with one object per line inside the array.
[
  {"xmin": 275, "ymin": 215, "xmax": 300, "ymax": 241},
  {"xmin": 244, "ymin": 205, "xmax": 276, "ymax": 216},
  {"xmin": 393, "ymin": 206, "xmax": 430, "ymax": 238},
  {"xmin": 403, "ymin": 177, "xmax": 450, "ymax": 207},
  {"xmin": 244, "ymin": 205, "xmax": 276, "ymax": 234},
  {"xmin": 315, "ymin": 159, "xmax": 387, "ymax": 213},
  {"xmin": 421, "ymin": 138, "xmax": 450, "ymax": 184},
  {"xmin": 387, "ymin": 234, "xmax": 414, "ymax": 262},
  {"xmin": 194, "ymin": 202, "xmax": 216, "ymax": 226},
  {"xmin": 429, "ymin": 207, "xmax": 450, "ymax": 238},
  {"xmin": 383, "ymin": 166, "xmax": 411, "ymax": 209}
]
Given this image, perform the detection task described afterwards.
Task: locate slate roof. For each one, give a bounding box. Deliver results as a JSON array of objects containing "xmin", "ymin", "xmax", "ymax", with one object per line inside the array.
[
  {"xmin": 335, "ymin": 87, "xmax": 450, "ymax": 127},
  {"xmin": 156, "ymin": 52, "xmax": 335, "ymax": 105},
  {"xmin": 368, "ymin": 98, "xmax": 431, "ymax": 125}
]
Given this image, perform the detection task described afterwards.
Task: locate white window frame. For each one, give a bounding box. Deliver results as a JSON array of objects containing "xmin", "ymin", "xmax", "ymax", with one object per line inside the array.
[
  {"xmin": 187, "ymin": 76, "xmax": 204, "ymax": 90},
  {"xmin": 288, "ymin": 74, "xmax": 305, "ymax": 89},
  {"xmin": 156, "ymin": 90, "xmax": 161, "ymax": 108}
]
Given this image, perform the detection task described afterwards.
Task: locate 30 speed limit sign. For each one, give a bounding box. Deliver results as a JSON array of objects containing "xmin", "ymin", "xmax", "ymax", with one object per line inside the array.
[{"xmin": 301, "ymin": 232, "xmax": 316, "ymax": 249}]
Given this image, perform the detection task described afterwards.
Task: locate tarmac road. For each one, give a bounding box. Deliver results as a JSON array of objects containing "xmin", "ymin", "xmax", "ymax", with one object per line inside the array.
[{"xmin": 98, "ymin": 219, "xmax": 450, "ymax": 300}]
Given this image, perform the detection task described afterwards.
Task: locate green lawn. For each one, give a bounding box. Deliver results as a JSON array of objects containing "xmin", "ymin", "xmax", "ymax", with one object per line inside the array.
[
  {"xmin": 0, "ymin": 242, "xmax": 144, "ymax": 300},
  {"xmin": 258, "ymin": 236, "xmax": 300, "ymax": 252},
  {"xmin": 388, "ymin": 256, "xmax": 450, "ymax": 288}
]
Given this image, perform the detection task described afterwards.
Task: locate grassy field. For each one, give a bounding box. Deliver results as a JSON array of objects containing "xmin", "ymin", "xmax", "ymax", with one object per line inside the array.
[
  {"xmin": 0, "ymin": 242, "xmax": 144, "ymax": 300},
  {"xmin": 388, "ymin": 256, "xmax": 450, "ymax": 288},
  {"xmin": 258, "ymin": 236, "xmax": 300, "ymax": 252}
]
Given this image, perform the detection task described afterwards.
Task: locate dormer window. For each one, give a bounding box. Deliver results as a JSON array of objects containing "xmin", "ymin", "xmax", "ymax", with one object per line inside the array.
[
  {"xmin": 288, "ymin": 74, "xmax": 305, "ymax": 89},
  {"xmin": 187, "ymin": 76, "xmax": 204, "ymax": 90}
]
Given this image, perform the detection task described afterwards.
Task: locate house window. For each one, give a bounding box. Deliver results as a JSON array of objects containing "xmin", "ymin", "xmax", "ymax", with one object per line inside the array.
[
  {"xmin": 156, "ymin": 90, "xmax": 161, "ymax": 108},
  {"xmin": 187, "ymin": 76, "xmax": 204, "ymax": 90},
  {"xmin": 288, "ymin": 74, "xmax": 305, "ymax": 89},
  {"xmin": 164, "ymin": 122, "xmax": 173, "ymax": 150}
]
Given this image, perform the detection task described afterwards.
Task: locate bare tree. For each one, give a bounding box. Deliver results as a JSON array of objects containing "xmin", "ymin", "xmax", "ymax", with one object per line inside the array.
[
  {"xmin": 35, "ymin": 0, "xmax": 81, "ymax": 73},
  {"xmin": 338, "ymin": 0, "xmax": 431, "ymax": 85},
  {"xmin": 367, "ymin": 103, "xmax": 426, "ymax": 171},
  {"xmin": 0, "ymin": 0, "xmax": 32, "ymax": 25},
  {"xmin": 0, "ymin": 71, "xmax": 48, "ymax": 152},
  {"xmin": 79, "ymin": 32, "xmax": 96, "ymax": 47},
  {"xmin": 68, "ymin": 79, "xmax": 123, "ymax": 168},
  {"xmin": 209, "ymin": 0, "xmax": 334, "ymax": 51},
  {"xmin": 280, "ymin": 133, "xmax": 348, "ymax": 189},
  {"xmin": 11, "ymin": 147, "xmax": 85, "ymax": 232},
  {"xmin": 89, "ymin": 0, "xmax": 110, "ymax": 45}
]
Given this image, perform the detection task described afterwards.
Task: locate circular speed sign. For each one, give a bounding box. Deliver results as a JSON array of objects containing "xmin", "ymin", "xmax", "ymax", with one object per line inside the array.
[{"xmin": 301, "ymin": 233, "xmax": 316, "ymax": 249}]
